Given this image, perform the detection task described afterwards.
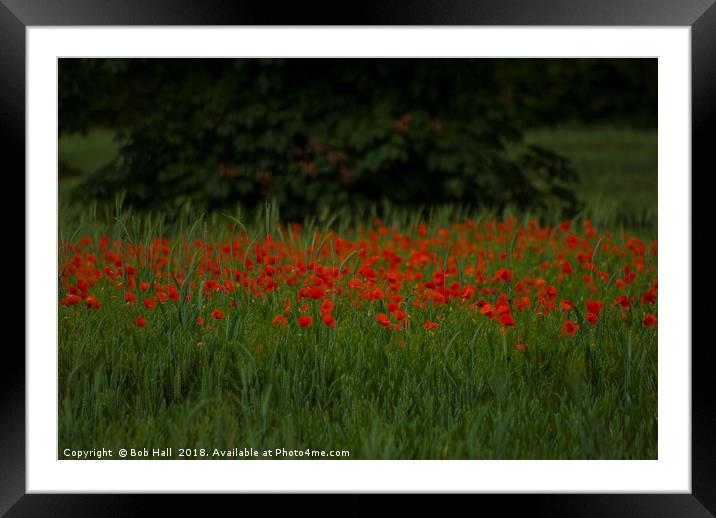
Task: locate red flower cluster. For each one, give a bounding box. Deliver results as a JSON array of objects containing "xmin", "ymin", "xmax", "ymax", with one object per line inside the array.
[{"xmin": 59, "ymin": 217, "xmax": 658, "ymax": 342}]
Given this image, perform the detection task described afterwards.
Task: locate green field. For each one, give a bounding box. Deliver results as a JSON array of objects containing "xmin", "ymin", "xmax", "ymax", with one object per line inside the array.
[
  {"xmin": 59, "ymin": 204, "xmax": 657, "ymax": 460},
  {"xmin": 58, "ymin": 126, "xmax": 657, "ymax": 459},
  {"xmin": 524, "ymin": 127, "xmax": 657, "ymax": 229}
]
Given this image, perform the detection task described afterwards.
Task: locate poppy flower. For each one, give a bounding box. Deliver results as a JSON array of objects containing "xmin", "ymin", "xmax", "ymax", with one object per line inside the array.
[
  {"xmin": 641, "ymin": 288, "xmax": 657, "ymax": 305},
  {"xmin": 143, "ymin": 297, "xmax": 156, "ymax": 310},
  {"xmin": 133, "ymin": 316, "xmax": 146, "ymax": 328},
  {"xmin": 496, "ymin": 302, "xmax": 511, "ymax": 315},
  {"xmin": 614, "ymin": 295, "xmax": 630, "ymax": 309},
  {"xmin": 307, "ymin": 287, "xmax": 325, "ymax": 300},
  {"xmin": 494, "ymin": 268, "xmax": 513, "ymax": 282},
  {"xmin": 272, "ymin": 314, "xmax": 288, "ymax": 328},
  {"xmin": 320, "ymin": 299, "xmax": 335, "ymax": 315},
  {"xmin": 515, "ymin": 336, "xmax": 527, "ymax": 352},
  {"xmin": 125, "ymin": 292, "xmax": 137, "ymax": 305},
  {"xmin": 211, "ymin": 309, "xmax": 225, "ymax": 320},
  {"xmin": 392, "ymin": 309, "xmax": 408, "ymax": 321},
  {"xmin": 460, "ymin": 285, "xmax": 476, "ymax": 300},
  {"xmin": 586, "ymin": 300, "xmax": 604, "ymax": 315},
  {"xmin": 376, "ymin": 312, "xmax": 390, "ymax": 327},
  {"xmin": 61, "ymin": 294, "xmax": 82, "ymax": 306},
  {"xmin": 298, "ymin": 315, "xmax": 313, "ymax": 327},
  {"xmin": 168, "ymin": 286, "xmax": 180, "ymax": 301},
  {"xmin": 560, "ymin": 300, "xmax": 574, "ymax": 311},
  {"xmin": 545, "ymin": 286, "xmax": 558, "ymax": 299},
  {"xmin": 499, "ymin": 314, "xmax": 516, "ymax": 327},
  {"xmin": 85, "ymin": 295, "xmax": 101, "ymax": 309},
  {"xmin": 643, "ymin": 314, "xmax": 658, "ymax": 328},
  {"xmin": 560, "ymin": 320, "xmax": 579, "ymax": 336},
  {"xmin": 322, "ymin": 315, "xmax": 336, "ymax": 328},
  {"xmin": 424, "ymin": 320, "xmax": 439, "ymax": 330},
  {"xmin": 514, "ymin": 297, "xmax": 531, "ymax": 311}
]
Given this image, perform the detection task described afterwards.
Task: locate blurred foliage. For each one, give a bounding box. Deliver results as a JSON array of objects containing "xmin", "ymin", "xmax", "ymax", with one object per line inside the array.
[
  {"xmin": 57, "ymin": 59, "xmax": 653, "ymax": 220},
  {"xmin": 494, "ymin": 59, "xmax": 657, "ymax": 128}
]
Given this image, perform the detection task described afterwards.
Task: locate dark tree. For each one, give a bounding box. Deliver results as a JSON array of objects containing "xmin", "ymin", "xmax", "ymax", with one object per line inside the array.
[{"xmin": 58, "ymin": 58, "xmax": 658, "ymax": 220}]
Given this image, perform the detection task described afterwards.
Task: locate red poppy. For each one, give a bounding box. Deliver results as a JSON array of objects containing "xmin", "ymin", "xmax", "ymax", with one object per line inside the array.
[
  {"xmin": 85, "ymin": 295, "xmax": 101, "ymax": 309},
  {"xmin": 298, "ymin": 315, "xmax": 313, "ymax": 327},
  {"xmin": 586, "ymin": 300, "xmax": 604, "ymax": 315},
  {"xmin": 494, "ymin": 268, "xmax": 513, "ymax": 282},
  {"xmin": 392, "ymin": 309, "xmax": 408, "ymax": 321},
  {"xmin": 61, "ymin": 294, "xmax": 82, "ymax": 306},
  {"xmin": 211, "ymin": 309, "xmax": 225, "ymax": 320},
  {"xmin": 320, "ymin": 299, "xmax": 335, "ymax": 315},
  {"xmin": 496, "ymin": 302, "xmax": 511, "ymax": 315},
  {"xmin": 545, "ymin": 286, "xmax": 558, "ymax": 299},
  {"xmin": 424, "ymin": 320, "xmax": 439, "ymax": 330},
  {"xmin": 272, "ymin": 314, "xmax": 288, "ymax": 328},
  {"xmin": 133, "ymin": 316, "xmax": 146, "ymax": 328},
  {"xmin": 168, "ymin": 286, "xmax": 180, "ymax": 301},
  {"xmin": 643, "ymin": 314, "xmax": 658, "ymax": 328},
  {"xmin": 322, "ymin": 315, "xmax": 336, "ymax": 328},
  {"xmin": 499, "ymin": 314, "xmax": 516, "ymax": 327},
  {"xmin": 560, "ymin": 300, "xmax": 574, "ymax": 311},
  {"xmin": 125, "ymin": 292, "xmax": 137, "ymax": 305},
  {"xmin": 641, "ymin": 288, "xmax": 657, "ymax": 305},
  {"xmin": 514, "ymin": 297, "xmax": 531, "ymax": 311},
  {"xmin": 614, "ymin": 295, "xmax": 630, "ymax": 309},
  {"xmin": 560, "ymin": 320, "xmax": 579, "ymax": 336},
  {"xmin": 307, "ymin": 287, "xmax": 325, "ymax": 300}
]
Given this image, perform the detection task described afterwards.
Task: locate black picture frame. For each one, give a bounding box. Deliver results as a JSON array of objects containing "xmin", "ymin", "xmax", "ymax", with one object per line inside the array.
[{"xmin": 1, "ymin": 1, "xmax": 707, "ymax": 515}]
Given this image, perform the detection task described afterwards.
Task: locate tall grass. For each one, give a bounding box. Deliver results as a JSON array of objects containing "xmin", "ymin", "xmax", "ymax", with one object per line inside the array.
[{"xmin": 58, "ymin": 200, "xmax": 657, "ymax": 459}]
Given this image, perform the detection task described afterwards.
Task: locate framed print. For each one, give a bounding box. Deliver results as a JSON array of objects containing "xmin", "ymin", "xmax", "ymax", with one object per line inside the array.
[{"xmin": 1, "ymin": 0, "xmax": 709, "ymax": 514}]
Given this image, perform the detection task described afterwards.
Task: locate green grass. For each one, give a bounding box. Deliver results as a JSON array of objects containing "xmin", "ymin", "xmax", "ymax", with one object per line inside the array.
[
  {"xmin": 57, "ymin": 126, "xmax": 657, "ymax": 459},
  {"xmin": 524, "ymin": 127, "xmax": 657, "ymax": 228},
  {"xmin": 59, "ymin": 128, "xmax": 122, "ymax": 176},
  {"xmin": 58, "ymin": 203, "xmax": 657, "ymax": 460}
]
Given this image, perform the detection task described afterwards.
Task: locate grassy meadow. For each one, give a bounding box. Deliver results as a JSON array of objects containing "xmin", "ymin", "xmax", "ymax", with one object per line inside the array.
[{"xmin": 58, "ymin": 127, "xmax": 657, "ymax": 460}]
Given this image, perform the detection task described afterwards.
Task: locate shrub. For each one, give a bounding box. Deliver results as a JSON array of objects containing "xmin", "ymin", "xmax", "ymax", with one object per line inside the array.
[{"xmin": 63, "ymin": 59, "xmax": 582, "ymax": 220}]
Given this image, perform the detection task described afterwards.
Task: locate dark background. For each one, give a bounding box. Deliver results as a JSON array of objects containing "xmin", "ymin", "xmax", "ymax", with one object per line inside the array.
[{"xmin": 58, "ymin": 58, "xmax": 657, "ymax": 224}]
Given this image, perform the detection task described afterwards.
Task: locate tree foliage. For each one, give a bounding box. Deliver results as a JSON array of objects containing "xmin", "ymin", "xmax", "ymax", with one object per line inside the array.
[{"xmin": 57, "ymin": 58, "xmax": 658, "ymax": 219}]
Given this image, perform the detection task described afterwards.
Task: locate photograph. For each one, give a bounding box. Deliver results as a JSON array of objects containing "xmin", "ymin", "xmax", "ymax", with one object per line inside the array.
[{"xmin": 56, "ymin": 57, "xmax": 659, "ymax": 461}]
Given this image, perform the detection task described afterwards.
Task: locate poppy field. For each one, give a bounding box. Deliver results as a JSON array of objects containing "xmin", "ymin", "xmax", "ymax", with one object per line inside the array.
[{"xmin": 59, "ymin": 204, "xmax": 657, "ymax": 459}]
